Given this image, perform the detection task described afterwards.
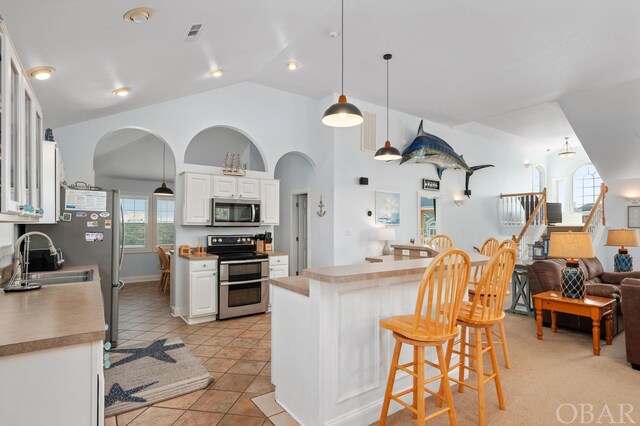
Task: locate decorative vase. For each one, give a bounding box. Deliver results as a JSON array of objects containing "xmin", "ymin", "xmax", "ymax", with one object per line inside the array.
[
  {"xmin": 561, "ymin": 262, "xmax": 586, "ymax": 299},
  {"xmin": 614, "ymin": 251, "xmax": 633, "ymax": 272}
]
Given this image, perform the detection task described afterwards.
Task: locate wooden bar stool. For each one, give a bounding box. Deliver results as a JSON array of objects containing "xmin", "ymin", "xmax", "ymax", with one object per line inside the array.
[
  {"xmin": 379, "ymin": 249, "xmax": 471, "ymax": 425},
  {"xmin": 437, "ymin": 247, "xmax": 516, "ymax": 425},
  {"xmin": 468, "ymin": 237, "xmax": 513, "ymax": 368},
  {"xmin": 156, "ymin": 245, "xmax": 171, "ymax": 293},
  {"xmin": 427, "ymin": 234, "xmax": 454, "ymax": 251}
]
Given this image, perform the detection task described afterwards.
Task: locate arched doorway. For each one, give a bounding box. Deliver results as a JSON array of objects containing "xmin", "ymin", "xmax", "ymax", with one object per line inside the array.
[{"xmin": 274, "ymin": 152, "xmax": 316, "ymax": 276}]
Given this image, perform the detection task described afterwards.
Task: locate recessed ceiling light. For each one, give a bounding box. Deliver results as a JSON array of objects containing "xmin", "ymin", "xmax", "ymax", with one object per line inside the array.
[
  {"xmin": 286, "ymin": 61, "xmax": 300, "ymax": 71},
  {"xmin": 123, "ymin": 7, "xmax": 154, "ymax": 23},
  {"xmin": 112, "ymin": 87, "xmax": 131, "ymax": 97},
  {"xmin": 29, "ymin": 67, "xmax": 55, "ymax": 80},
  {"xmin": 209, "ymin": 69, "xmax": 224, "ymax": 78}
]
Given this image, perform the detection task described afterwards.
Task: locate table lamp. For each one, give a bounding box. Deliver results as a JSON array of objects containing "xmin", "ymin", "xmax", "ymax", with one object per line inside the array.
[
  {"xmin": 548, "ymin": 231, "xmax": 594, "ymax": 299},
  {"xmin": 605, "ymin": 229, "xmax": 640, "ymax": 272},
  {"xmin": 379, "ymin": 228, "xmax": 396, "ymax": 255}
]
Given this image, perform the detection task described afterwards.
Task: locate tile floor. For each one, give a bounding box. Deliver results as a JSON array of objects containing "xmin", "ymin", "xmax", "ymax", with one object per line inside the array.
[{"xmin": 106, "ymin": 281, "xmax": 298, "ymax": 426}]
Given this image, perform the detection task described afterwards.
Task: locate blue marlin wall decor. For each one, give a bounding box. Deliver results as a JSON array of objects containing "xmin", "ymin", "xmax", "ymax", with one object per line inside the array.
[{"xmin": 400, "ymin": 120, "xmax": 494, "ymax": 197}]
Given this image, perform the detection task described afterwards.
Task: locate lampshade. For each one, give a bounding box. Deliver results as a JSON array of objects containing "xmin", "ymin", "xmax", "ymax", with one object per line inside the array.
[
  {"xmin": 153, "ymin": 182, "xmax": 174, "ymax": 196},
  {"xmin": 379, "ymin": 228, "xmax": 396, "ymax": 242},
  {"xmin": 374, "ymin": 141, "xmax": 402, "ymax": 161},
  {"xmin": 548, "ymin": 232, "xmax": 594, "ymax": 259},
  {"xmin": 322, "ymin": 95, "xmax": 364, "ymax": 127},
  {"xmin": 606, "ymin": 229, "xmax": 640, "ymax": 247}
]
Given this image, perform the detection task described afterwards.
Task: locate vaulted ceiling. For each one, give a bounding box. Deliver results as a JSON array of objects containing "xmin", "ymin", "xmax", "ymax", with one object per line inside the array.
[{"xmin": 3, "ymin": 0, "xmax": 640, "ymax": 153}]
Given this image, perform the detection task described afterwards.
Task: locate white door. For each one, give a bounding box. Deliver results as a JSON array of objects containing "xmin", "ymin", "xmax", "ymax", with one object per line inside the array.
[
  {"xmin": 212, "ymin": 176, "xmax": 237, "ymax": 198},
  {"xmin": 295, "ymin": 194, "xmax": 308, "ymax": 275},
  {"xmin": 190, "ymin": 270, "xmax": 217, "ymax": 317},
  {"xmin": 237, "ymin": 178, "xmax": 260, "ymax": 199},
  {"xmin": 260, "ymin": 180, "xmax": 280, "ymax": 225},
  {"xmin": 183, "ymin": 173, "xmax": 211, "ymax": 224}
]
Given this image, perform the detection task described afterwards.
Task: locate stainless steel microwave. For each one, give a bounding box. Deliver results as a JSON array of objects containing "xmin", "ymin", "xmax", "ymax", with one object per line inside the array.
[{"xmin": 210, "ymin": 198, "xmax": 261, "ymax": 227}]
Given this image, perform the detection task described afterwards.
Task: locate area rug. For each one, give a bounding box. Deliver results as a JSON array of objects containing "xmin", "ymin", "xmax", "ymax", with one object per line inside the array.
[{"xmin": 104, "ymin": 337, "xmax": 212, "ymax": 417}]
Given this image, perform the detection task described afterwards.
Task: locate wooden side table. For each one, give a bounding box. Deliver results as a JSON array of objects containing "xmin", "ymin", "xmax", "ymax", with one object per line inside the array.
[{"xmin": 532, "ymin": 290, "xmax": 614, "ymax": 356}]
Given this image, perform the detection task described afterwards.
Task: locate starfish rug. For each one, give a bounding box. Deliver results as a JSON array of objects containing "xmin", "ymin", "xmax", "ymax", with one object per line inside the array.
[{"xmin": 104, "ymin": 337, "xmax": 212, "ymax": 417}]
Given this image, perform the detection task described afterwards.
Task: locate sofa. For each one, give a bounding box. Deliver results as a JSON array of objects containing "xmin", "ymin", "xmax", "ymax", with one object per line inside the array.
[
  {"xmin": 621, "ymin": 278, "xmax": 640, "ymax": 370},
  {"xmin": 527, "ymin": 257, "xmax": 640, "ymax": 337}
]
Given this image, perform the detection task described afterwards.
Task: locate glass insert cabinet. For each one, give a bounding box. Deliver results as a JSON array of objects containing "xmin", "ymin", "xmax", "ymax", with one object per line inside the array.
[{"xmin": 0, "ymin": 21, "xmax": 45, "ymax": 221}]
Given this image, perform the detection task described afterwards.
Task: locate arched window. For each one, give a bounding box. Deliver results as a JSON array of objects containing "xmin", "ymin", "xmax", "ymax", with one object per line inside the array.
[
  {"xmin": 533, "ymin": 165, "xmax": 545, "ymax": 193},
  {"xmin": 572, "ymin": 164, "xmax": 602, "ymax": 213}
]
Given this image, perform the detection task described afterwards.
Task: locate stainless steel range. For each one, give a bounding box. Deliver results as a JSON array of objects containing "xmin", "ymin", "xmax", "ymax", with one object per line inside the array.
[{"xmin": 207, "ymin": 235, "xmax": 269, "ymax": 319}]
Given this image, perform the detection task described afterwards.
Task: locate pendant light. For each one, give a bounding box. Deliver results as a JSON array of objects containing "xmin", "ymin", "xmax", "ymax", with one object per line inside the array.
[
  {"xmin": 374, "ymin": 54, "xmax": 402, "ymax": 161},
  {"xmin": 321, "ymin": 0, "xmax": 363, "ymax": 128},
  {"xmin": 154, "ymin": 143, "xmax": 174, "ymax": 196},
  {"xmin": 558, "ymin": 136, "xmax": 576, "ymax": 158}
]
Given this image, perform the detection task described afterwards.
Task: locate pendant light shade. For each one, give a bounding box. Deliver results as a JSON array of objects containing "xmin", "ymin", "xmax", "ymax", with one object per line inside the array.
[
  {"xmin": 154, "ymin": 143, "xmax": 174, "ymax": 196},
  {"xmin": 322, "ymin": 0, "xmax": 363, "ymax": 128},
  {"xmin": 558, "ymin": 136, "xmax": 576, "ymax": 158},
  {"xmin": 374, "ymin": 53, "xmax": 402, "ymax": 161}
]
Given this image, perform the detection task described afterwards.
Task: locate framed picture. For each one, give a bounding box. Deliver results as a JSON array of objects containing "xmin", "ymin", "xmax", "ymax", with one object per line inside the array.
[
  {"xmin": 375, "ymin": 191, "xmax": 400, "ymax": 225},
  {"xmin": 629, "ymin": 206, "xmax": 640, "ymax": 228}
]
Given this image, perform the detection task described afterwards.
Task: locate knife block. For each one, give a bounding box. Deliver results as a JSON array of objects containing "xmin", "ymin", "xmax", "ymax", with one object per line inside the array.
[{"xmin": 256, "ymin": 240, "xmax": 265, "ymax": 252}]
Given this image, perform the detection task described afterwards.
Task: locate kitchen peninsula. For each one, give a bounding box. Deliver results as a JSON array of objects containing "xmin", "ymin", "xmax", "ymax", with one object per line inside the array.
[{"xmin": 270, "ymin": 253, "xmax": 488, "ymax": 426}]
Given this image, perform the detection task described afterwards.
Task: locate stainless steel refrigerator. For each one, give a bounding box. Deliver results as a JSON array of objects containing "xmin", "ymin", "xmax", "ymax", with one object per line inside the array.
[{"xmin": 27, "ymin": 186, "xmax": 123, "ymax": 344}]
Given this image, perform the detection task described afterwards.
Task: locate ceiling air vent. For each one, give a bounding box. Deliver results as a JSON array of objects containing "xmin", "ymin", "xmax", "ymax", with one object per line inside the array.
[
  {"xmin": 361, "ymin": 111, "xmax": 377, "ymax": 152},
  {"xmin": 183, "ymin": 23, "xmax": 205, "ymax": 42}
]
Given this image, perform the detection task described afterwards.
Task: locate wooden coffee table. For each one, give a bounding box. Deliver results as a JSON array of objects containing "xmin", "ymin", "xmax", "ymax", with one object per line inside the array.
[{"xmin": 532, "ymin": 290, "xmax": 615, "ymax": 356}]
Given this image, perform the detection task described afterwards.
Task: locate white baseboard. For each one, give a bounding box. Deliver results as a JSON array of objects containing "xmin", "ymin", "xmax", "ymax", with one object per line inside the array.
[{"xmin": 121, "ymin": 274, "xmax": 161, "ymax": 284}]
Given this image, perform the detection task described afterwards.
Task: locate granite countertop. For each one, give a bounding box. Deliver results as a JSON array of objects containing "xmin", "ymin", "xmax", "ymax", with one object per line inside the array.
[
  {"xmin": 179, "ymin": 253, "xmax": 219, "ymax": 260},
  {"xmin": 303, "ymin": 252, "xmax": 489, "ymax": 284},
  {"xmin": 0, "ymin": 265, "xmax": 106, "ymax": 357},
  {"xmin": 270, "ymin": 276, "xmax": 309, "ymax": 297}
]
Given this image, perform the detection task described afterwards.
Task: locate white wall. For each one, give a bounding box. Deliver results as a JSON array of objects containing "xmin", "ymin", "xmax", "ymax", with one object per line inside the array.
[
  {"xmin": 332, "ymin": 97, "xmax": 547, "ymax": 265},
  {"xmin": 54, "ymin": 82, "xmax": 335, "ymax": 313}
]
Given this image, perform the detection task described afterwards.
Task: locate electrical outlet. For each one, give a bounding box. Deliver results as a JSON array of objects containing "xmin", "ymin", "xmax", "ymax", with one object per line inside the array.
[{"xmin": 345, "ymin": 228, "xmax": 352, "ymax": 236}]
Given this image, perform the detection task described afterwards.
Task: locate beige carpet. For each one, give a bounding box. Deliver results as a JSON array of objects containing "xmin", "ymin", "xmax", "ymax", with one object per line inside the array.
[{"xmin": 378, "ymin": 312, "xmax": 639, "ymax": 425}]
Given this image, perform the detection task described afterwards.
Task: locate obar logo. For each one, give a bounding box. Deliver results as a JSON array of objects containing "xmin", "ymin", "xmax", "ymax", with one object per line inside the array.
[{"xmin": 556, "ymin": 403, "xmax": 635, "ymax": 424}]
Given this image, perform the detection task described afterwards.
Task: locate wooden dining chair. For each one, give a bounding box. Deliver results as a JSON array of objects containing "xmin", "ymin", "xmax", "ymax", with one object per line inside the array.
[
  {"xmin": 499, "ymin": 239, "xmax": 517, "ymax": 251},
  {"xmin": 379, "ymin": 249, "xmax": 471, "ymax": 426},
  {"xmin": 427, "ymin": 234, "xmax": 454, "ymax": 251},
  {"xmin": 437, "ymin": 247, "xmax": 516, "ymax": 425},
  {"xmin": 156, "ymin": 245, "xmax": 171, "ymax": 293}
]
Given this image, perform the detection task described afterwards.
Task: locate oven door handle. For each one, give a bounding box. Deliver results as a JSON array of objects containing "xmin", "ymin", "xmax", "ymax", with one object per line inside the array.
[
  {"xmin": 221, "ymin": 259, "xmax": 269, "ymax": 265},
  {"xmin": 220, "ymin": 278, "xmax": 269, "ymax": 286}
]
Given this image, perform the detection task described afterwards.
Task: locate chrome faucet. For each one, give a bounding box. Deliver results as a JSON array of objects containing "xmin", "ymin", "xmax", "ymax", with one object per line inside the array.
[{"xmin": 5, "ymin": 232, "xmax": 62, "ymax": 292}]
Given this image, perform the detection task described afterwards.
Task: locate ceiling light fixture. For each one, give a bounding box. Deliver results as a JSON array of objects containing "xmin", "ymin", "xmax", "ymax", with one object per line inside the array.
[
  {"xmin": 154, "ymin": 143, "xmax": 174, "ymax": 196},
  {"xmin": 112, "ymin": 87, "xmax": 131, "ymax": 97},
  {"xmin": 286, "ymin": 61, "xmax": 300, "ymax": 71},
  {"xmin": 558, "ymin": 136, "xmax": 576, "ymax": 158},
  {"xmin": 322, "ymin": 0, "xmax": 363, "ymax": 128},
  {"xmin": 209, "ymin": 68, "xmax": 224, "ymax": 78},
  {"xmin": 123, "ymin": 7, "xmax": 154, "ymax": 23},
  {"xmin": 374, "ymin": 54, "xmax": 402, "ymax": 161},
  {"xmin": 29, "ymin": 67, "xmax": 55, "ymax": 80}
]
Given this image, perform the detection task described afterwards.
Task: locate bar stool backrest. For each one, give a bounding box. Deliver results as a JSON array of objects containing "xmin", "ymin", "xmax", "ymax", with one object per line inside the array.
[
  {"xmin": 467, "ymin": 247, "xmax": 516, "ymax": 322},
  {"xmin": 499, "ymin": 239, "xmax": 517, "ymax": 251},
  {"xmin": 412, "ymin": 249, "xmax": 471, "ymax": 337},
  {"xmin": 427, "ymin": 234, "xmax": 454, "ymax": 250},
  {"xmin": 473, "ymin": 237, "xmax": 501, "ymax": 282}
]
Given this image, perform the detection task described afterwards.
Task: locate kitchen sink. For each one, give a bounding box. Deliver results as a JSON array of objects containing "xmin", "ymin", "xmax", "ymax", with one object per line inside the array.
[{"xmin": 21, "ymin": 269, "xmax": 94, "ymax": 285}]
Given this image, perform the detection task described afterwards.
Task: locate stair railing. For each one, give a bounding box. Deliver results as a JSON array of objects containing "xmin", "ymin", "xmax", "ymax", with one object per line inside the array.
[
  {"xmin": 582, "ymin": 183, "xmax": 608, "ymax": 236},
  {"xmin": 499, "ymin": 188, "xmax": 547, "ymax": 244}
]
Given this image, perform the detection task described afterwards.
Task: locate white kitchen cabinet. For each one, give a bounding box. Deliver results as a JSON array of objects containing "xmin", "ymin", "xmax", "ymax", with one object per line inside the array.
[
  {"xmin": 0, "ymin": 340, "xmax": 104, "ymax": 426},
  {"xmin": 268, "ymin": 255, "xmax": 288, "ymax": 312},
  {"xmin": 212, "ymin": 175, "xmax": 237, "ymax": 198},
  {"xmin": 39, "ymin": 142, "xmax": 62, "ymax": 223},
  {"xmin": 0, "ymin": 22, "xmax": 44, "ymax": 222},
  {"xmin": 182, "ymin": 173, "xmax": 211, "ymax": 225},
  {"xmin": 260, "ymin": 179, "xmax": 280, "ymax": 225},
  {"xmin": 185, "ymin": 260, "xmax": 218, "ymax": 322},
  {"xmin": 237, "ymin": 177, "xmax": 260, "ymax": 199}
]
